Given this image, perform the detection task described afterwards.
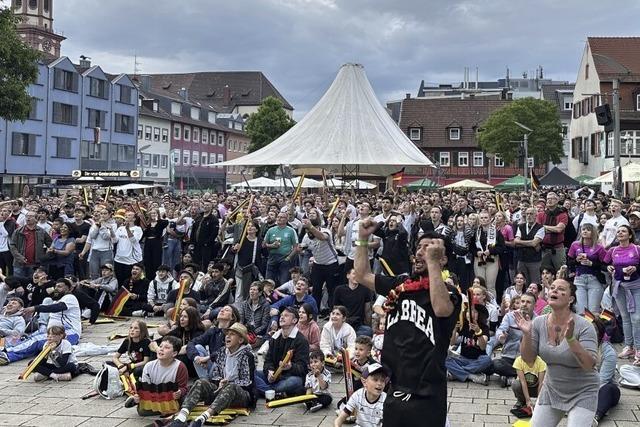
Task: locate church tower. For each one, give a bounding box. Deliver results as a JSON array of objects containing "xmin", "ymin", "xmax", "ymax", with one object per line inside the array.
[{"xmin": 11, "ymin": 0, "xmax": 66, "ymax": 60}]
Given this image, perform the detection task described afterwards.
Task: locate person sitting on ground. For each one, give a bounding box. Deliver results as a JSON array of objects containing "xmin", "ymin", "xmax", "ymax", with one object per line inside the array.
[
  {"xmin": 186, "ymin": 304, "xmax": 239, "ymax": 379},
  {"xmin": 262, "ymin": 279, "xmax": 279, "ymax": 304},
  {"xmin": 145, "ymin": 264, "xmax": 179, "ymax": 317},
  {"xmin": 304, "ymin": 349, "xmax": 332, "ymax": 413},
  {"xmin": 593, "ymin": 315, "xmax": 621, "ymax": 425},
  {"xmin": 0, "ymin": 277, "xmax": 82, "ymax": 365},
  {"xmin": 297, "ymin": 303, "xmax": 321, "ymax": 352},
  {"xmin": 255, "ymin": 306, "xmax": 309, "ymax": 398},
  {"xmin": 31, "ymin": 325, "xmax": 78, "ymax": 382},
  {"xmin": 334, "ymin": 363, "xmax": 388, "ymax": 427},
  {"xmin": 68, "ymin": 276, "xmax": 100, "ymax": 324},
  {"xmin": 270, "ymin": 276, "xmax": 318, "ymax": 319},
  {"xmin": 111, "ymin": 319, "xmax": 151, "ymax": 380},
  {"xmin": 82, "ymin": 263, "xmax": 118, "ymax": 311},
  {"xmin": 237, "ymin": 281, "xmax": 271, "ymax": 349},
  {"xmin": 333, "ymin": 268, "xmax": 374, "ymax": 337},
  {"xmin": 351, "ymin": 335, "xmax": 376, "ymax": 392},
  {"xmin": 509, "ymin": 346, "xmax": 547, "ymax": 419},
  {"xmin": 199, "ymin": 262, "xmax": 233, "ymax": 320},
  {"xmin": 0, "ymin": 297, "xmax": 26, "ymax": 340},
  {"xmin": 169, "ymin": 323, "xmax": 256, "ymax": 427},
  {"xmin": 445, "ymin": 286, "xmax": 491, "ymax": 385},
  {"xmin": 164, "ymin": 270, "xmax": 200, "ymax": 321},
  {"xmin": 320, "ymin": 305, "xmax": 357, "ymax": 362},
  {"xmin": 527, "ymin": 282, "xmax": 550, "ymax": 315},
  {"xmin": 125, "ymin": 335, "xmax": 189, "ymax": 417},
  {"xmin": 274, "ymin": 267, "xmax": 302, "ymax": 298},
  {"xmin": 120, "ymin": 263, "xmax": 150, "ymax": 317}
]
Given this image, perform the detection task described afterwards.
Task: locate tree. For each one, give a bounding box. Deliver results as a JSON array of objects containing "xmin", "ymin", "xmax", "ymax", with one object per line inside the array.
[
  {"xmin": 0, "ymin": 7, "xmax": 40, "ymax": 122},
  {"xmin": 477, "ymin": 98, "xmax": 564, "ymax": 166},
  {"xmin": 245, "ymin": 96, "xmax": 295, "ymax": 178}
]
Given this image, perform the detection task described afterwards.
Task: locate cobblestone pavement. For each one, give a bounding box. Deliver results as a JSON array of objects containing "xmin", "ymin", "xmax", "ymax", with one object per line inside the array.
[{"xmin": 0, "ymin": 319, "xmax": 638, "ymax": 427}]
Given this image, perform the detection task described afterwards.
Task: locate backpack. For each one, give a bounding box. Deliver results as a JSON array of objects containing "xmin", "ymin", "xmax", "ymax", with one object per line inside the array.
[{"xmin": 93, "ymin": 362, "xmax": 124, "ymax": 399}]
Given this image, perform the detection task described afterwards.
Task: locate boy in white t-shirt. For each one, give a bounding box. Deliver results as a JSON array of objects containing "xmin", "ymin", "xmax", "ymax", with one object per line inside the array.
[{"xmin": 334, "ymin": 363, "xmax": 388, "ymax": 427}]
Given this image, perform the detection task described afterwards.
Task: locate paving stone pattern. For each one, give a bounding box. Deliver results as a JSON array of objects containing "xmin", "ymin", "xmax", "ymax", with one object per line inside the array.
[{"xmin": 0, "ymin": 320, "xmax": 638, "ymax": 426}]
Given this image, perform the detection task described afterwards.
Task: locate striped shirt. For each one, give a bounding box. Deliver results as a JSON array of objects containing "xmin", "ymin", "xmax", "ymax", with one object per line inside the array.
[{"xmin": 303, "ymin": 228, "xmax": 338, "ymax": 265}]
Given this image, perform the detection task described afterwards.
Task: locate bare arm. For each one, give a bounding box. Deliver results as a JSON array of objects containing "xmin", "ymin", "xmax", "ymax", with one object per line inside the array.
[
  {"xmin": 425, "ymin": 240, "xmax": 454, "ymax": 317},
  {"xmin": 353, "ymin": 222, "xmax": 376, "ymax": 291},
  {"xmin": 514, "ymin": 237, "xmax": 542, "ymax": 248}
]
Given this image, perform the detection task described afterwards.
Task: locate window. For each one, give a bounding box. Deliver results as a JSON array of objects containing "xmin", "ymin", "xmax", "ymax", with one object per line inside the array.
[
  {"xmin": 53, "ymin": 136, "xmax": 73, "ymax": 159},
  {"xmin": 52, "ymin": 102, "xmax": 78, "ymax": 125},
  {"xmin": 449, "ymin": 128, "xmax": 461, "ymax": 140},
  {"xmin": 210, "ymin": 132, "xmax": 216, "ymax": 144},
  {"xmin": 114, "ymin": 114, "xmax": 134, "ymax": 133},
  {"xmin": 439, "ymin": 152, "xmax": 450, "ymax": 167},
  {"xmin": 11, "ymin": 133, "xmax": 36, "ymax": 156},
  {"xmin": 28, "ymin": 0, "xmax": 36, "ymax": 9},
  {"xmin": 28, "ymin": 97, "xmax": 38, "ymax": 120},
  {"xmin": 562, "ymin": 125, "xmax": 568, "ymax": 138},
  {"xmin": 118, "ymin": 145, "xmax": 135, "ymax": 162},
  {"xmin": 80, "ymin": 140, "xmax": 106, "ymax": 160},
  {"xmin": 190, "ymin": 107, "xmax": 200, "ymax": 120},
  {"xmin": 152, "ymin": 154, "xmax": 160, "ymax": 168},
  {"xmin": 409, "ymin": 128, "xmax": 421, "ymax": 141},
  {"xmin": 161, "ymin": 128, "xmax": 169, "ymax": 143},
  {"xmin": 172, "ymin": 150, "xmax": 181, "ymax": 165},
  {"xmin": 153, "ymin": 127, "xmax": 160, "ymax": 142},
  {"xmin": 183, "ymin": 126, "xmax": 191, "ymax": 141},
  {"xmin": 218, "ymin": 134, "xmax": 224, "ymax": 146},
  {"xmin": 209, "ymin": 153, "xmax": 216, "ymax": 166},
  {"xmin": 142, "ymin": 153, "xmax": 151, "ymax": 167},
  {"xmin": 458, "ymin": 151, "xmax": 468, "ymax": 167},
  {"xmin": 585, "ymin": 63, "xmax": 589, "ymax": 79},
  {"xmin": 53, "ymin": 69, "xmax": 78, "ymax": 92},
  {"xmin": 87, "ymin": 109, "xmax": 106, "ymax": 128},
  {"xmin": 202, "ymin": 129, "xmax": 208, "ymax": 144},
  {"xmin": 119, "ymin": 85, "xmax": 132, "ymax": 104},
  {"xmin": 208, "ymin": 111, "xmax": 216, "ymax": 124},
  {"xmin": 89, "ymin": 77, "xmax": 108, "ymax": 99},
  {"xmin": 620, "ymin": 131, "xmax": 640, "ymax": 156},
  {"xmin": 217, "ymin": 153, "xmax": 224, "ymax": 166},
  {"xmin": 182, "ymin": 150, "xmax": 190, "ymax": 165},
  {"xmin": 564, "ymin": 99, "xmax": 573, "ymax": 111},
  {"xmin": 193, "ymin": 128, "xmax": 199, "ymax": 143},
  {"xmin": 527, "ymin": 157, "xmax": 535, "ymax": 168},
  {"xmin": 473, "ymin": 151, "xmax": 484, "ymax": 167},
  {"xmin": 637, "ymin": 94, "xmax": 640, "ymax": 111},
  {"xmin": 137, "ymin": 124, "xmax": 143, "ymax": 139},
  {"xmin": 173, "ymin": 124, "xmax": 181, "ymax": 139},
  {"xmin": 192, "ymin": 150, "xmax": 199, "ymax": 165},
  {"xmin": 171, "ymin": 102, "xmax": 182, "ymax": 116},
  {"xmin": 494, "ymin": 155, "xmax": 505, "ymax": 167},
  {"xmin": 161, "ymin": 155, "xmax": 168, "ymax": 169},
  {"xmin": 201, "ymin": 152, "xmax": 207, "ymax": 166}
]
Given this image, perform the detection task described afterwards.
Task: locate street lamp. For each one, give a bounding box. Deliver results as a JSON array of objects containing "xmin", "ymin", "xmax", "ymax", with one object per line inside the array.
[
  {"xmin": 138, "ymin": 144, "xmax": 151, "ymax": 179},
  {"xmin": 514, "ymin": 121, "xmax": 533, "ymax": 192}
]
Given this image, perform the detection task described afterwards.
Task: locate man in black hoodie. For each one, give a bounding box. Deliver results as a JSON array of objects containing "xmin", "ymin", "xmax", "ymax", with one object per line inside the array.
[{"xmin": 191, "ymin": 201, "xmax": 220, "ymax": 272}]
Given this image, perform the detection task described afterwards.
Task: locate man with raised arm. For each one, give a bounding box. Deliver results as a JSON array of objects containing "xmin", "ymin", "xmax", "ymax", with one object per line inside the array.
[{"xmin": 353, "ymin": 221, "xmax": 461, "ymax": 427}]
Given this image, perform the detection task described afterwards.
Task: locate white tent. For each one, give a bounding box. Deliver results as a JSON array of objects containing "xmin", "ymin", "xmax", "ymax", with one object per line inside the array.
[
  {"xmin": 588, "ymin": 163, "xmax": 640, "ymax": 184},
  {"xmin": 230, "ymin": 177, "xmax": 277, "ymax": 188},
  {"xmin": 111, "ymin": 183, "xmax": 155, "ymax": 190},
  {"xmin": 216, "ymin": 64, "xmax": 434, "ymax": 176},
  {"xmin": 274, "ymin": 176, "xmax": 324, "ymax": 189},
  {"xmin": 442, "ymin": 179, "xmax": 494, "ymax": 190},
  {"xmin": 347, "ymin": 179, "xmax": 376, "ymax": 189}
]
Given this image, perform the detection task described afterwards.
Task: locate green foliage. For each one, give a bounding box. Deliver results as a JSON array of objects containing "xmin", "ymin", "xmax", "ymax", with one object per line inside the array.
[
  {"xmin": 477, "ymin": 98, "xmax": 564, "ymax": 165},
  {"xmin": 0, "ymin": 7, "xmax": 40, "ymax": 122},
  {"xmin": 245, "ymin": 96, "xmax": 295, "ymax": 178}
]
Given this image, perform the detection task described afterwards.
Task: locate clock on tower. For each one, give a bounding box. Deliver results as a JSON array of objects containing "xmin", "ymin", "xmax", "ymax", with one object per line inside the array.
[{"xmin": 11, "ymin": 0, "xmax": 66, "ymax": 59}]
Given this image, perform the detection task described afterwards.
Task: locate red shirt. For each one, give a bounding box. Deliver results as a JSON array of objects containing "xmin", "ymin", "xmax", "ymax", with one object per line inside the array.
[
  {"xmin": 23, "ymin": 227, "xmax": 36, "ymax": 265},
  {"xmin": 536, "ymin": 209, "xmax": 568, "ymax": 248}
]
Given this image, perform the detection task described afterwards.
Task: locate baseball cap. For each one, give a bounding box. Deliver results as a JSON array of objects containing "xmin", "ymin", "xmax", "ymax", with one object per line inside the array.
[
  {"xmin": 629, "ymin": 211, "xmax": 640, "ymax": 219},
  {"xmin": 362, "ymin": 362, "xmax": 390, "ymax": 379},
  {"xmin": 100, "ymin": 263, "xmax": 114, "ymax": 271}
]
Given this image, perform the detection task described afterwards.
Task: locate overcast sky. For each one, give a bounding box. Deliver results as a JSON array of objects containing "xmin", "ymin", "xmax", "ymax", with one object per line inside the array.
[{"xmin": 7, "ymin": 0, "xmax": 640, "ymax": 119}]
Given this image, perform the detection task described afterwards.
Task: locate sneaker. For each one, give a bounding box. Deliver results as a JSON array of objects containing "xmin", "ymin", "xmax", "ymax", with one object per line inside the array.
[
  {"xmin": 189, "ymin": 419, "xmax": 204, "ymax": 427},
  {"xmin": 468, "ymin": 373, "xmax": 488, "ymax": 386},
  {"xmin": 446, "ymin": 371, "xmax": 454, "ymax": 381},
  {"xmin": 50, "ymin": 372, "xmax": 72, "ymax": 382},
  {"xmin": 132, "ymin": 310, "xmax": 146, "ymax": 317},
  {"xmin": 124, "ymin": 395, "xmax": 137, "ymax": 408},
  {"xmin": 309, "ymin": 403, "xmax": 323, "ymax": 413},
  {"xmin": 500, "ymin": 375, "xmax": 508, "ymax": 388},
  {"xmin": 32, "ymin": 372, "xmax": 48, "ymax": 382},
  {"xmin": 0, "ymin": 351, "xmax": 9, "ymax": 366},
  {"xmin": 634, "ymin": 352, "xmax": 640, "ymax": 367},
  {"xmin": 511, "ymin": 402, "xmax": 524, "ymax": 410},
  {"xmin": 618, "ymin": 346, "xmax": 635, "ymax": 359},
  {"xmin": 510, "ymin": 405, "xmax": 533, "ymax": 418}
]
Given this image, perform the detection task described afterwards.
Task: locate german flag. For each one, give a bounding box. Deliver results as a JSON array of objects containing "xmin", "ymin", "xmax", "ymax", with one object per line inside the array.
[
  {"xmin": 391, "ymin": 168, "xmax": 405, "ymax": 182},
  {"xmin": 583, "ymin": 309, "xmax": 596, "ymax": 323},
  {"xmin": 531, "ymin": 169, "xmax": 541, "ymax": 191},
  {"xmin": 105, "ymin": 287, "xmax": 131, "ymax": 316},
  {"xmin": 137, "ymin": 381, "xmax": 180, "ymax": 415},
  {"xmin": 600, "ymin": 309, "xmax": 616, "ymax": 322}
]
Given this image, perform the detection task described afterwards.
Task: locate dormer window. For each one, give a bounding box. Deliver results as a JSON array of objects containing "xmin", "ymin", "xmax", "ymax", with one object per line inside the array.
[
  {"xmin": 449, "ymin": 128, "xmax": 461, "ymax": 140},
  {"xmin": 409, "ymin": 127, "xmax": 421, "ymax": 141}
]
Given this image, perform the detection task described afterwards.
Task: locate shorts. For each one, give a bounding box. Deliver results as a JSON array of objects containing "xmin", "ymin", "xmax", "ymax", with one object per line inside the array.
[{"xmin": 383, "ymin": 389, "xmax": 447, "ymax": 427}]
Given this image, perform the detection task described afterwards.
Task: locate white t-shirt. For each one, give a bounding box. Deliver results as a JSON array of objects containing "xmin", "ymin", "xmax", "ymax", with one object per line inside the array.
[
  {"xmin": 36, "ymin": 221, "xmax": 52, "ymax": 235},
  {"xmin": 114, "ymin": 225, "xmax": 143, "ymax": 265},
  {"xmin": 0, "ymin": 221, "xmax": 10, "ymax": 252},
  {"xmin": 344, "ymin": 387, "xmax": 386, "ymax": 427},
  {"xmin": 48, "ymin": 293, "xmax": 82, "ymax": 337},
  {"xmin": 602, "ymin": 215, "xmax": 629, "ymax": 247},
  {"xmin": 572, "ymin": 212, "xmax": 599, "ymax": 231}
]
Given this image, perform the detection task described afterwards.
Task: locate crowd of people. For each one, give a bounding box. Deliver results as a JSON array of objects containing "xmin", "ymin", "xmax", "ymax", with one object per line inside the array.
[{"xmin": 0, "ymin": 185, "xmax": 636, "ymax": 426}]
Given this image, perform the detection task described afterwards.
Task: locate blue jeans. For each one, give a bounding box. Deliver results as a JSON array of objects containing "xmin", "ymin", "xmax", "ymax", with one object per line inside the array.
[
  {"xmin": 266, "ymin": 256, "xmax": 292, "ymax": 286},
  {"xmin": 193, "ymin": 344, "xmax": 215, "ymax": 379},
  {"xmin": 89, "ymin": 249, "xmax": 113, "ymax": 280},
  {"xmin": 162, "ymin": 238, "xmax": 182, "ymax": 273},
  {"xmin": 615, "ymin": 286, "xmax": 640, "ymax": 348},
  {"xmin": 445, "ymin": 354, "xmax": 492, "ymax": 381},
  {"xmin": 574, "ymin": 274, "xmax": 604, "ymax": 315},
  {"xmin": 254, "ymin": 370, "xmax": 304, "ymax": 396},
  {"xmin": 13, "ymin": 265, "xmax": 34, "ymax": 280},
  {"xmin": 5, "ymin": 330, "xmax": 79, "ymax": 363},
  {"xmin": 355, "ymin": 325, "xmax": 373, "ymax": 338}
]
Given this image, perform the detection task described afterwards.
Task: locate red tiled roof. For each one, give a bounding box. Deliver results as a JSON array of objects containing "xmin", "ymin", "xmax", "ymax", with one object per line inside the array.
[{"xmin": 588, "ymin": 37, "xmax": 640, "ymax": 80}]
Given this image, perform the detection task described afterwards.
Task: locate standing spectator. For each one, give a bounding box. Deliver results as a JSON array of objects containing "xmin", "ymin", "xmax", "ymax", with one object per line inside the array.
[
  {"xmin": 377, "ymin": 214, "xmax": 411, "ymax": 276},
  {"xmin": 537, "ymin": 192, "xmax": 569, "ymax": 271},
  {"xmin": 44, "ymin": 223, "xmax": 75, "ymax": 279},
  {"xmin": 601, "ymin": 199, "xmax": 629, "ymax": 248},
  {"xmin": 191, "ymin": 200, "xmax": 220, "ymax": 271},
  {"xmin": 9, "ymin": 211, "xmax": 52, "ymax": 279},
  {"xmin": 514, "ymin": 207, "xmax": 545, "ymax": 285},
  {"xmin": 232, "ymin": 219, "xmax": 263, "ymax": 303},
  {"xmin": 448, "ymin": 214, "xmax": 474, "ymax": 292},
  {"xmin": 263, "ymin": 212, "xmax": 298, "ymax": 286},
  {"xmin": 163, "ymin": 207, "xmax": 187, "ymax": 277},
  {"xmin": 69, "ymin": 208, "xmax": 90, "ymax": 280},
  {"xmin": 142, "ymin": 208, "xmax": 167, "ymax": 280},
  {"xmin": 473, "ymin": 211, "xmax": 505, "ymax": 297},
  {"xmin": 567, "ymin": 223, "xmax": 606, "ymax": 314},
  {"xmin": 0, "ymin": 206, "xmax": 16, "ymax": 276},
  {"xmin": 113, "ymin": 211, "xmax": 143, "ymax": 286},
  {"xmin": 81, "ymin": 208, "xmax": 116, "ymax": 280}
]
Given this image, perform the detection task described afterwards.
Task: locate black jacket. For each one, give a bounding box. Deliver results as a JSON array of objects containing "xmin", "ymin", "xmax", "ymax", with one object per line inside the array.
[
  {"xmin": 263, "ymin": 327, "xmax": 309, "ymax": 379},
  {"xmin": 192, "ymin": 213, "xmax": 219, "ymax": 247}
]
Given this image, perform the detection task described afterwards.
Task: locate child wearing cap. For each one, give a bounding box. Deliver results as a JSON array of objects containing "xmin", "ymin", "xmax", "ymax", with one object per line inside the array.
[
  {"xmin": 168, "ymin": 323, "xmax": 256, "ymax": 427},
  {"xmin": 145, "ymin": 264, "xmax": 179, "ymax": 316},
  {"xmin": 334, "ymin": 363, "xmax": 388, "ymax": 427}
]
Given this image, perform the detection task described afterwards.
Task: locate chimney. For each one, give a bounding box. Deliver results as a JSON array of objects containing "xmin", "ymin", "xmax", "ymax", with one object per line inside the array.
[
  {"xmin": 178, "ymin": 87, "xmax": 188, "ymax": 100},
  {"xmin": 79, "ymin": 55, "xmax": 91, "ymax": 68},
  {"xmin": 405, "ymin": 93, "xmax": 411, "ymax": 100},
  {"xmin": 223, "ymin": 85, "xmax": 231, "ymax": 106},
  {"xmin": 139, "ymin": 75, "xmax": 151, "ymax": 91}
]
